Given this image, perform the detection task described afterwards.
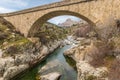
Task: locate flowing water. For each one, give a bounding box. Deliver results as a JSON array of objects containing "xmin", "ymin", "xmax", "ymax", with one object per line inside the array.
[{"xmin": 14, "ymin": 45, "xmax": 77, "ymax": 80}]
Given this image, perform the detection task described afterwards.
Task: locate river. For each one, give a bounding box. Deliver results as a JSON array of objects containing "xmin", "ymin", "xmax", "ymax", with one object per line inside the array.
[{"xmin": 13, "ymin": 45, "xmax": 77, "ymax": 80}]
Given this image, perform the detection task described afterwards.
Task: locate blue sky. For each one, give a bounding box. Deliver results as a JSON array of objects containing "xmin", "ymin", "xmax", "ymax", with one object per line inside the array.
[
  {"xmin": 0, "ymin": 0, "xmax": 80, "ymax": 25},
  {"xmin": 0, "ymin": 0, "xmax": 61, "ymax": 13}
]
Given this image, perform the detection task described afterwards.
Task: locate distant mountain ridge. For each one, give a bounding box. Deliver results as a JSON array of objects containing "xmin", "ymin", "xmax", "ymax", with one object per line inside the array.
[{"xmin": 58, "ymin": 18, "xmax": 79, "ymax": 27}]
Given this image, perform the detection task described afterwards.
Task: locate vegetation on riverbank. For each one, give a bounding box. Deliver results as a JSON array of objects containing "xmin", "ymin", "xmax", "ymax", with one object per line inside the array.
[
  {"xmin": 89, "ymin": 19, "xmax": 120, "ymax": 80},
  {"xmin": 35, "ymin": 22, "xmax": 68, "ymax": 44}
]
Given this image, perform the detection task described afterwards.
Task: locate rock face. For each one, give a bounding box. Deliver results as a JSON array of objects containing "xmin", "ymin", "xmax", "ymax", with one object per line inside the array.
[
  {"xmin": 64, "ymin": 38, "xmax": 111, "ymax": 80},
  {"xmin": 77, "ymin": 61, "xmax": 108, "ymax": 80},
  {"xmin": 40, "ymin": 72, "xmax": 61, "ymax": 80},
  {"xmin": 0, "ymin": 40, "xmax": 62, "ymax": 80},
  {"xmin": 0, "ymin": 22, "xmax": 64, "ymax": 80}
]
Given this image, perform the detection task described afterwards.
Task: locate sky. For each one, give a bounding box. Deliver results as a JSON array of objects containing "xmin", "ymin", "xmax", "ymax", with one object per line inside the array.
[
  {"xmin": 0, "ymin": 0, "xmax": 62, "ymax": 13},
  {"xmin": 0, "ymin": 0, "xmax": 80, "ymax": 25}
]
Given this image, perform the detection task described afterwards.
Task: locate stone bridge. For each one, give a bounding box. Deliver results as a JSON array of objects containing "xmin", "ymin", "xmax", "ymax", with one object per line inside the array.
[{"xmin": 0, "ymin": 0, "xmax": 120, "ymax": 37}]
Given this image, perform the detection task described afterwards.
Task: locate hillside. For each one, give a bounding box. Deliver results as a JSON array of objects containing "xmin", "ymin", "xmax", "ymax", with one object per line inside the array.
[{"xmin": 35, "ymin": 22, "xmax": 68, "ymax": 44}]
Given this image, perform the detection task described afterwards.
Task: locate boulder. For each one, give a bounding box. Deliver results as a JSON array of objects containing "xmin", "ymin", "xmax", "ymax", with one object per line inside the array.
[
  {"xmin": 77, "ymin": 61, "xmax": 108, "ymax": 80},
  {"xmin": 40, "ymin": 72, "xmax": 61, "ymax": 80},
  {"xmin": 38, "ymin": 60, "xmax": 64, "ymax": 75},
  {"xmin": 64, "ymin": 44, "xmax": 87, "ymax": 61},
  {"xmin": 38, "ymin": 60, "xmax": 68, "ymax": 80}
]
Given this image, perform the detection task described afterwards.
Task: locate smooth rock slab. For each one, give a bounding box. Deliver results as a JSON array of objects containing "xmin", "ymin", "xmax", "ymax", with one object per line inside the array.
[
  {"xmin": 38, "ymin": 60, "xmax": 65, "ymax": 75},
  {"xmin": 40, "ymin": 72, "xmax": 61, "ymax": 80}
]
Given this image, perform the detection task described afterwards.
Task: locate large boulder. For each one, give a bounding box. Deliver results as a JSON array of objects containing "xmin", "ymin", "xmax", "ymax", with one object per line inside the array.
[
  {"xmin": 77, "ymin": 61, "xmax": 108, "ymax": 80},
  {"xmin": 38, "ymin": 60, "xmax": 68, "ymax": 80},
  {"xmin": 38, "ymin": 60, "xmax": 64, "ymax": 75},
  {"xmin": 40, "ymin": 72, "xmax": 61, "ymax": 80},
  {"xmin": 64, "ymin": 38, "xmax": 92, "ymax": 61}
]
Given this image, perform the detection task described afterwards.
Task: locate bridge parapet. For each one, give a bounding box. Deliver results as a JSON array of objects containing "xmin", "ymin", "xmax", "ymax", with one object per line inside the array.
[{"xmin": 0, "ymin": 0, "xmax": 95, "ymax": 17}]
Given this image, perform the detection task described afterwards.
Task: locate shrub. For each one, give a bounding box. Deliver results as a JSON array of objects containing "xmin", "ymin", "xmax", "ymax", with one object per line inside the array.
[
  {"xmin": 86, "ymin": 75, "xmax": 97, "ymax": 80},
  {"xmin": 108, "ymin": 59, "xmax": 120, "ymax": 80},
  {"xmin": 97, "ymin": 17, "xmax": 120, "ymax": 41},
  {"xmin": 74, "ymin": 24, "xmax": 91, "ymax": 37},
  {"xmin": 0, "ymin": 32, "xmax": 8, "ymax": 40},
  {"xmin": 89, "ymin": 41, "xmax": 111, "ymax": 67}
]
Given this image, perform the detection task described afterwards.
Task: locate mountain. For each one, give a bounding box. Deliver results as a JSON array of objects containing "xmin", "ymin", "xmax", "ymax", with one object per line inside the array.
[{"xmin": 58, "ymin": 18, "xmax": 79, "ymax": 27}]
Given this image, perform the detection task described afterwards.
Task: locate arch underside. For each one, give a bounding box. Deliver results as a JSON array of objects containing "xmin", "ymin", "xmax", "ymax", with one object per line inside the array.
[{"xmin": 28, "ymin": 10, "xmax": 96, "ymax": 37}]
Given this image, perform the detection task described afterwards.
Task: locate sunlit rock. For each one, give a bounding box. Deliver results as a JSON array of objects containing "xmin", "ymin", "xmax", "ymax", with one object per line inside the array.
[
  {"xmin": 40, "ymin": 72, "xmax": 61, "ymax": 80},
  {"xmin": 77, "ymin": 61, "xmax": 108, "ymax": 80}
]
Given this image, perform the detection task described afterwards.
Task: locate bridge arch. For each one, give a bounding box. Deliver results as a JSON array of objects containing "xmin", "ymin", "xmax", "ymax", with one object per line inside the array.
[{"xmin": 28, "ymin": 10, "xmax": 96, "ymax": 37}]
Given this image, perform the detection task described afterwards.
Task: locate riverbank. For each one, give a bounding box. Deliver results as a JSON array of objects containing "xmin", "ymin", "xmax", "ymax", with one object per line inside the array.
[
  {"xmin": 0, "ymin": 39, "xmax": 62, "ymax": 80},
  {"xmin": 0, "ymin": 22, "xmax": 68, "ymax": 80},
  {"xmin": 64, "ymin": 37, "xmax": 120, "ymax": 80}
]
